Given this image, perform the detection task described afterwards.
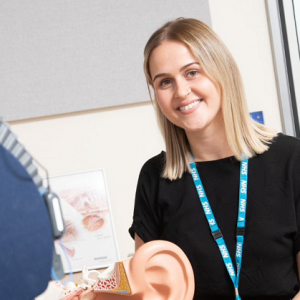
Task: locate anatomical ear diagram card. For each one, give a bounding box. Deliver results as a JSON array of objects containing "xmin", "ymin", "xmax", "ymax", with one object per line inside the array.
[{"xmin": 49, "ymin": 169, "xmax": 120, "ymax": 273}]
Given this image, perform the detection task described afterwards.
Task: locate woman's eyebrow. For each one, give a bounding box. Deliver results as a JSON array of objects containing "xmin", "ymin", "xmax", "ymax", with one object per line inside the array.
[
  {"xmin": 152, "ymin": 73, "xmax": 168, "ymax": 83},
  {"xmin": 179, "ymin": 62, "xmax": 200, "ymax": 71},
  {"xmin": 152, "ymin": 62, "xmax": 200, "ymax": 82}
]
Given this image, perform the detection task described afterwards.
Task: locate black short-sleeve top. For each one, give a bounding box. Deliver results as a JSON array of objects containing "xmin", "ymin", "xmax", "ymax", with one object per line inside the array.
[{"xmin": 129, "ymin": 133, "xmax": 300, "ymax": 300}]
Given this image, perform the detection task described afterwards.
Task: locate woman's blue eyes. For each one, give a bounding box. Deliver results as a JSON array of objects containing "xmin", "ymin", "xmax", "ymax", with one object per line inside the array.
[{"xmin": 159, "ymin": 70, "xmax": 199, "ymax": 87}]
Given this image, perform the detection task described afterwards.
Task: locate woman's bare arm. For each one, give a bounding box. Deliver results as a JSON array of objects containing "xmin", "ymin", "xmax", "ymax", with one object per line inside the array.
[{"xmin": 135, "ymin": 233, "xmax": 145, "ymax": 251}]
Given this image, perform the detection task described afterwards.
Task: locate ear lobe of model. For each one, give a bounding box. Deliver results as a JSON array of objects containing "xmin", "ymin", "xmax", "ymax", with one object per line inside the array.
[{"xmin": 128, "ymin": 240, "xmax": 195, "ymax": 300}]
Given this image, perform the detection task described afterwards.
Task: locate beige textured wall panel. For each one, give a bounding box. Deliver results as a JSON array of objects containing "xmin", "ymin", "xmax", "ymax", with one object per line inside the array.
[{"xmin": 0, "ymin": 0, "xmax": 211, "ymax": 121}]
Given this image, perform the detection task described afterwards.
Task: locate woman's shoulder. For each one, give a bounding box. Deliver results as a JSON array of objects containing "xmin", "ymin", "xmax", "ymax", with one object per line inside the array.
[
  {"xmin": 271, "ymin": 133, "xmax": 300, "ymax": 151},
  {"xmin": 265, "ymin": 133, "xmax": 300, "ymax": 160},
  {"xmin": 139, "ymin": 151, "xmax": 166, "ymax": 176}
]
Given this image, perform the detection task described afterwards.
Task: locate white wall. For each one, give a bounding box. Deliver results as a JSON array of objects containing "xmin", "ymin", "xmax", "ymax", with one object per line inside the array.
[
  {"xmin": 209, "ymin": 0, "xmax": 282, "ymax": 131},
  {"xmin": 9, "ymin": 0, "xmax": 282, "ymax": 262}
]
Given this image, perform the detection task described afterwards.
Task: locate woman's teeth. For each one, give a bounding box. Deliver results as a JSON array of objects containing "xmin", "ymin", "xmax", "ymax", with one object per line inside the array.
[{"xmin": 179, "ymin": 100, "xmax": 201, "ymax": 111}]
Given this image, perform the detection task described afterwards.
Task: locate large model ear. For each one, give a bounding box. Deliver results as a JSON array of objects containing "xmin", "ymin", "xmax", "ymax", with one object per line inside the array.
[
  {"xmin": 126, "ymin": 240, "xmax": 195, "ymax": 300},
  {"xmin": 81, "ymin": 240, "xmax": 195, "ymax": 300}
]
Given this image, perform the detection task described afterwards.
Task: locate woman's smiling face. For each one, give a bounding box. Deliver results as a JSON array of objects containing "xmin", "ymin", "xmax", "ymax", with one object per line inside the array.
[{"xmin": 149, "ymin": 40, "xmax": 223, "ymax": 135}]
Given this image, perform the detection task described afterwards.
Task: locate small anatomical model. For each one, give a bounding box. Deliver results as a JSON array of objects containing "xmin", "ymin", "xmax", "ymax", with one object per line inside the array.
[{"xmin": 52, "ymin": 240, "xmax": 195, "ymax": 300}]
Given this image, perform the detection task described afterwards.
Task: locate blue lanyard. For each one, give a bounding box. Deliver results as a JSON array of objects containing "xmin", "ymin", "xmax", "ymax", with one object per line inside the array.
[{"xmin": 189, "ymin": 156, "xmax": 249, "ymax": 300}]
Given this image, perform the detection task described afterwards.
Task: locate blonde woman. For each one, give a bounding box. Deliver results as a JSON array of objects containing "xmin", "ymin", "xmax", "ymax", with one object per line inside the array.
[{"xmin": 129, "ymin": 18, "xmax": 300, "ymax": 300}]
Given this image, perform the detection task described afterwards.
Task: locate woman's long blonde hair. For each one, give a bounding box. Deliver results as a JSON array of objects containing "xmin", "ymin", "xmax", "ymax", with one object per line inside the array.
[{"xmin": 144, "ymin": 18, "xmax": 277, "ymax": 180}]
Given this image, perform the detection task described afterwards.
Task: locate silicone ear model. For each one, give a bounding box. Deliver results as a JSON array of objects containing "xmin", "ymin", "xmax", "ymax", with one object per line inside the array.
[{"xmin": 78, "ymin": 240, "xmax": 195, "ymax": 300}]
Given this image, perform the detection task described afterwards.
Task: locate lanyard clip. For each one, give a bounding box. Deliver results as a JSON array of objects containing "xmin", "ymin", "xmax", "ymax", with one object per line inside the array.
[
  {"xmin": 211, "ymin": 229, "xmax": 223, "ymax": 240},
  {"xmin": 236, "ymin": 227, "xmax": 245, "ymax": 236}
]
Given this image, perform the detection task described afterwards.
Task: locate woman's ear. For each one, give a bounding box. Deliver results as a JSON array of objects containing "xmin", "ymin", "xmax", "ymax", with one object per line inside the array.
[{"xmin": 126, "ymin": 240, "xmax": 195, "ymax": 300}]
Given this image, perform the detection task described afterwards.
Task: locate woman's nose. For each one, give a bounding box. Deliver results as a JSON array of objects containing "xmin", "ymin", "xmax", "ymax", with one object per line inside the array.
[{"xmin": 175, "ymin": 80, "xmax": 191, "ymax": 99}]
